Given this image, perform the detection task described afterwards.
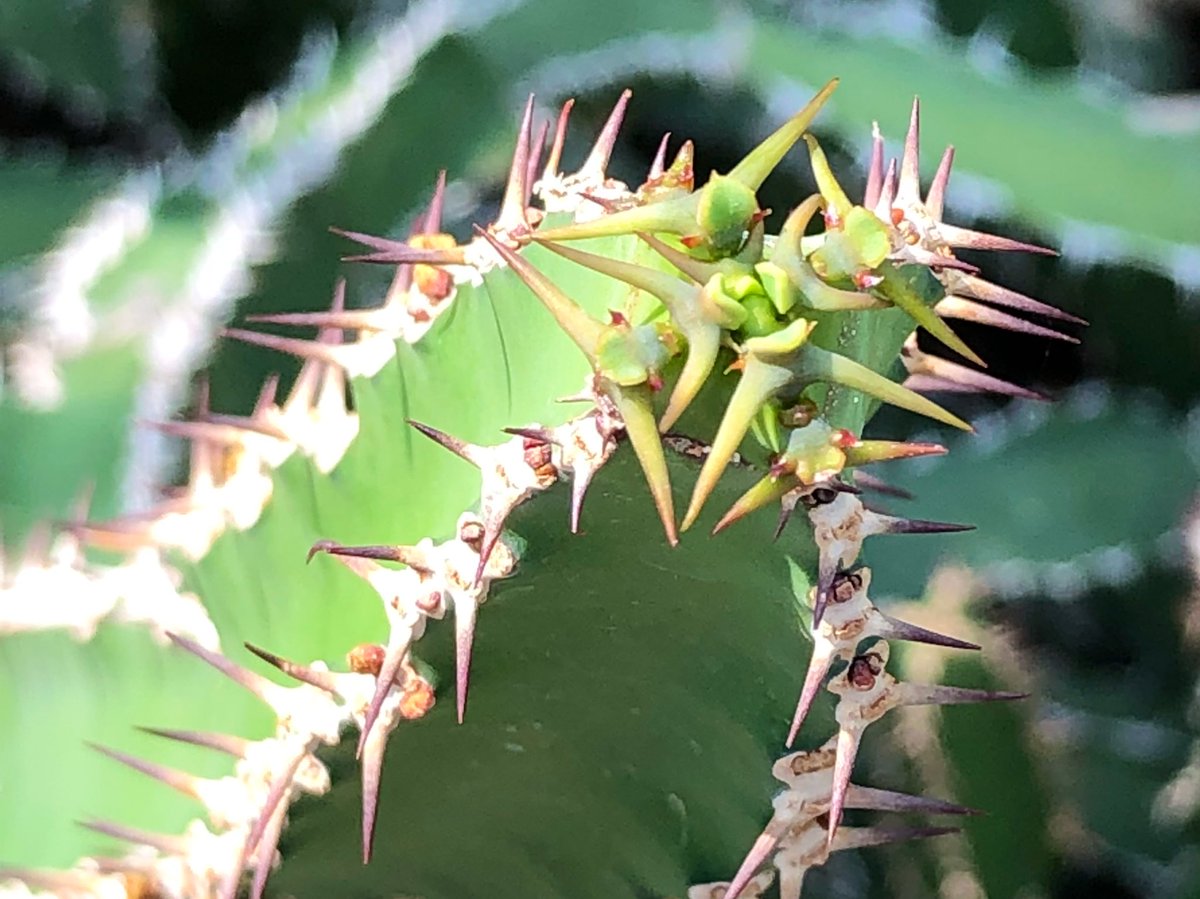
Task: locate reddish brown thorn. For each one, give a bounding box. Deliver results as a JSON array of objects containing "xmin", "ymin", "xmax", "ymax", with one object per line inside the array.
[
  {"xmin": 876, "ymin": 614, "xmax": 980, "ymax": 650},
  {"xmin": 903, "ymin": 246, "xmax": 981, "ymax": 273},
  {"xmin": 77, "ymin": 819, "xmax": 187, "ymax": 856},
  {"xmin": 785, "ymin": 649, "xmax": 835, "ymax": 747},
  {"xmin": 925, "ymin": 146, "xmax": 955, "ymax": 221},
  {"xmin": 948, "ymin": 272, "xmax": 1087, "ymax": 325},
  {"xmin": 244, "ymin": 642, "xmax": 341, "ymax": 695},
  {"xmin": 306, "ymin": 539, "xmax": 338, "ymax": 563},
  {"xmin": 649, "ymin": 132, "xmax": 671, "ymax": 180},
  {"xmin": 896, "ymin": 97, "xmax": 921, "ymax": 206},
  {"xmin": 937, "ymin": 223, "xmax": 1058, "ymax": 256},
  {"xmin": 496, "ymin": 94, "xmax": 535, "ymax": 234},
  {"xmin": 844, "ymin": 785, "xmax": 981, "ymax": 817},
  {"xmin": 526, "ymin": 120, "xmax": 549, "ymax": 205},
  {"xmin": 424, "ymin": 169, "xmax": 448, "ymax": 235},
  {"xmin": 356, "ymin": 637, "xmax": 408, "ymax": 758},
  {"xmin": 455, "ymin": 599, "xmax": 478, "ymax": 724},
  {"xmin": 136, "ymin": 726, "xmax": 250, "ymax": 758},
  {"xmin": 471, "ymin": 513, "xmax": 508, "ymax": 587},
  {"xmin": 241, "ymin": 750, "xmax": 306, "ymax": 898},
  {"xmin": 903, "ymin": 685, "xmax": 1029, "ymax": 706},
  {"xmin": 407, "ymin": 419, "xmax": 477, "ymax": 466},
  {"xmin": 543, "ymin": 98, "xmax": 575, "ymax": 182},
  {"xmin": 502, "ymin": 425, "xmax": 557, "ymax": 445},
  {"xmin": 937, "ymin": 297, "xmax": 1080, "ymax": 343},
  {"xmin": 877, "ymin": 159, "xmax": 899, "ymax": 214},
  {"xmin": 902, "ymin": 344, "xmax": 1049, "ymax": 399},
  {"xmin": 167, "ymin": 632, "xmax": 276, "ymax": 702},
  {"xmin": 254, "ymin": 372, "xmax": 281, "ymax": 413},
  {"xmin": 826, "ymin": 726, "xmax": 861, "ymax": 848},
  {"xmin": 360, "ymin": 723, "xmax": 389, "ymax": 863},
  {"xmin": 834, "ymin": 824, "xmax": 961, "ymax": 852},
  {"xmin": 578, "ymin": 191, "xmax": 622, "ymax": 212},
  {"xmin": 247, "ymin": 803, "xmax": 285, "ymax": 899},
  {"xmin": 87, "ymin": 743, "xmax": 201, "ymax": 799},
  {"xmin": 329, "ymin": 226, "xmax": 465, "ymax": 265},
  {"xmin": 220, "ymin": 328, "xmax": 345, "ymax": 366},
  {"xmin": 308, "ymin": 539, "xmax": 435, "ymax": 574},
  {"xmin": 863, "ymin": 122, "xmax": 884, "ymax": 209},
  {"xmin": 578, "ymin": 89, "xmax": 632, "ymax": 181},
  {"xmin": 851, "ymin": 471, "xmax": 914, "ymax": 501},
  {"xmin": 874, "ymin": 515, "xmax": 974, "ymax": 535},
  {"xmin": 241, "ymin": 309, "xmax": 380, "ymax": 333}
]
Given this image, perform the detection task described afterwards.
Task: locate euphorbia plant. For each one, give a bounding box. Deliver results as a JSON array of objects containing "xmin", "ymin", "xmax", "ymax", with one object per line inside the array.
[{"xmin": 2, "ymin": 76, "xmax": 1083, "ymax": 899}]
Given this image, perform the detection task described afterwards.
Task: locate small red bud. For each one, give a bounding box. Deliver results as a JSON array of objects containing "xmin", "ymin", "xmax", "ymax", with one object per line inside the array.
[{"xmin": 831, "ymin": 428, "xmax": 857, "ymax": 448}]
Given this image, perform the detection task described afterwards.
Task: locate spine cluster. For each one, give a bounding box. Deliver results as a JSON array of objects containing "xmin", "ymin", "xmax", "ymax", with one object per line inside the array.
[{"xmin": 2, "ymin": 80, "xmax": 1079, "ymax": 899}]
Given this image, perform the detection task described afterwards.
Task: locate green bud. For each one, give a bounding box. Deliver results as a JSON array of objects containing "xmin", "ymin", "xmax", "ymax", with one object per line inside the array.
[{"xmin": 696, "ymin": 174, "xmax": 759, "ymax": 257}]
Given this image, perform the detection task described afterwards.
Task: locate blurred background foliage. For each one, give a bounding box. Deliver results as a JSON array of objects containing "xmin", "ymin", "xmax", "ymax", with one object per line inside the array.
[{"xmin": 2, "ymin": 0, "xmax": 1199, "ymax": 897}]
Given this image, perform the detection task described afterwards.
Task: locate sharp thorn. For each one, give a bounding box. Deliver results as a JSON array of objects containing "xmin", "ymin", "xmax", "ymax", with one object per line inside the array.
[
  {"xmin": 330, "ymin": 226, "xmax": 466, "ymax": 265},
  {"xmin": 578, "ymin": 89, "xmax": 632, "ymax": 181},
  {"xmin": 542, "ymin": 98, "xmax": 575, "ymax": 183},
  {"xmin": 844, "ymin": 785, "xmax": 981, "ymax": 817},
  {"xmin": 497, "ymin": 94, "xmax": 535, "ymax": 233},
  {"xmin": 850, "ymin": 471, "xmax": 915, "ymax": 500},
  {"xmin": 832, "ymin": 823, "xmax": 960, "ymax": 852},
  {"xmin": 526, "ymin": 120, "xmax": 549, "ymax": 206},
  {"xmin": 826, "ymin": 726, "xmax": 861, "ymax": 851},
  {"xmin": 357, "ymin": 637, "xmax": 409, "ymax": 757},
  {"xmin": 455, "ymin": 598, "xmax": 478, "ymax": 724},
  {"xmin": 244, "ymin": 642, "xmax": 342, "ymax": 694},
  {"xmin": 899, "ymin": 684, "xmax": 1029, "ymax": 707},
  {"xmin": 248, "ymin": 799, "xmax": 287, "ymax": 899},
  {"xmin": 869, "ymin": 513, "xmax": 974, "ymax": 535},
  {"xmin": 136, "ymin": 726, "xmax": 250, "ymax": 758},
  {"xmin": 167, "ymin": 632, "xmax": 277, "ymax": 702},
  {"xmin": 241, "ymin": 750, "xmax": 306, "ymax": 894},
  {"xmin": 425, "ymin": 169, "xmax": 448, "ymax": 235},
  {"xmin": 407, "ymin": 419, "xmax": 480, "ymax": 466},
  {"xmin": 925, "ymin": 145, "xmax": 955, "ymax": 221},
  {"xmin": 946, "ymin": 272, "xmax": 1087, "ymax": 324},
  {"xmin": 722, "ymin": 823, "xmax": 785, "ymax": 899},
  {"xmin": 648, "ymin": 132, "xmax": 671, "ymax": 180},
  {"xmin": 937, "ymin": 223, "xmax": 1057, "ymax": 256},
  {"xmin": 502, "ymin": 425, "xmax": 557, "ymax": 445},
  {"xmin": 874, "ymin": 613, "xmax": 980, "ymax": 650},
  {"xmin": 903, "ymin": 246, "xmax": 980, "ymax": 274},
  {"xmin": 220, "ymin": 327, "xmax": 346, "ymax": 367},
  {"xmin": 904, "ymin": 371, "xmax": 1048, "ymax": 402},
  {"xmin": 360, "ymin": 722, "xmax": 388, "ymax": 864},
  {"xmin": 77, "ymin": 819, "xmax": 187, "ymax": 855},
  {"xmin": 936, "ymin": 297, "xmax": 1079, "ymax": 343},
  {"xmin": 863, "ymin": 121, "xmax": 884, "ymax": 209},
  {"xmin": 878, "ymin": 158, "xmax": 898, "ymax": 211},
  {"xmin": 896, "ymin": 97, "xmax": 921, "ymax": 207},
  {"xmin": 785, "ymin": 646, "xmax": 835, "ymax": 748},
  {"xmin": 87, "ymin": 743, "xmax": 201, "ymax": 799}
]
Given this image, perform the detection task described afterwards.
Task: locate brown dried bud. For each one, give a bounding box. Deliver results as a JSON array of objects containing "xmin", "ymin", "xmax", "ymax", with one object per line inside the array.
[
  {"xmin": 348, "ymin": 643, "xmax": 386, "ymax": 676},
  {"xmin": 398, "ymin": 673, "xmax": 436, "ymax": 720}
]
